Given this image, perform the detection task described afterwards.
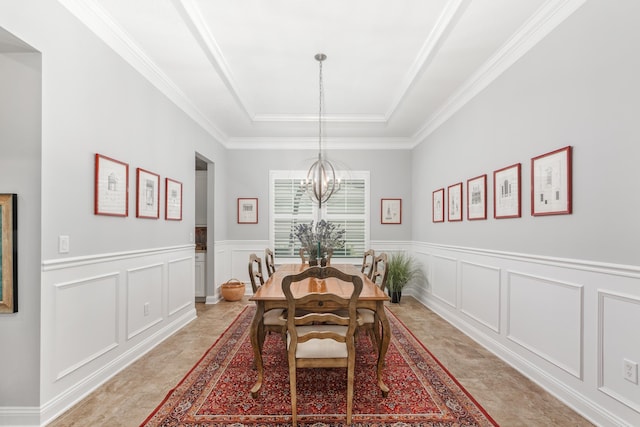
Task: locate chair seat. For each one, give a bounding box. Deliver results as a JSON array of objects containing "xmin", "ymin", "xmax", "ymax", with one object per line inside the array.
[
  {"xmin": 264, "ymin": 308, "xmax": 286, "ymax": 326},
  {"xmin": 288, "ymin": 325, "xmax": 348, "ymax": 358},
  {"xmin": 356, "ymin": 308, "xmax": 375, "ymax": 324}
]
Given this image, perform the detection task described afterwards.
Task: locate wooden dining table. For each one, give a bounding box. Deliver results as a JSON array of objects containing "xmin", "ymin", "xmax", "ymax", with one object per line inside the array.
[{"xmin": 249, "ymin": 263, "xmax": 391, "ymax": 398}]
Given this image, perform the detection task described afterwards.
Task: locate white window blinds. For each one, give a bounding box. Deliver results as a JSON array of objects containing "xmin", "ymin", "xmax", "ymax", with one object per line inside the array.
[{"xmin": 270, "ymin": 171, "xmax": 369, "ymax": 259}]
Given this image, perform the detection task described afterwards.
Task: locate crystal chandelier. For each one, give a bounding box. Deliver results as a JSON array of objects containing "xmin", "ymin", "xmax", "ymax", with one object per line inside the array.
[{"xmin": 303, "ymin": 53, "xmax": 340, "ymax": 207}]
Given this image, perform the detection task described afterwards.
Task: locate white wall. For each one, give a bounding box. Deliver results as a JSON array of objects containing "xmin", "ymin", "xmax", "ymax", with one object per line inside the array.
[{"xmin": 411, "ymin": 1, "xmax": 640, "ymax": 425}]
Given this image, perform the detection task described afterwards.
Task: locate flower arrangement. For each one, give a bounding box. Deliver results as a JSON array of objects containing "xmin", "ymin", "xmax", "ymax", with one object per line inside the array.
[{"xmin": 291, "ymin": 220, "xmax": 345, "ymax": 260}]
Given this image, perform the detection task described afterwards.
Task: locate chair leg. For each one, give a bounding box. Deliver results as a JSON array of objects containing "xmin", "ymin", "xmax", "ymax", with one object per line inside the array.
[
  {"xmin": 289, "ymin": 360, "xmax": 297, "ymax": 427},
  {"xmin": 346, "ymin": 355, "xmax": 355, "ymax": 425}
]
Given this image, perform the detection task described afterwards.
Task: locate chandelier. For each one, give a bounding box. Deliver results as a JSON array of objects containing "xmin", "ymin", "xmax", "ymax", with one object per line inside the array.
[{"xmin": 303, "ymin": 53, "xmax": 340, "ymax": 207}]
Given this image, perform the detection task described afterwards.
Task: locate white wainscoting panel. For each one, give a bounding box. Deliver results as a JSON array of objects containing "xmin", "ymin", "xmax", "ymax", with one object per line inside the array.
[
  {"xmin": 460, "ymin": 261, "xmax": 501, "ymax": 333},
  {"xmin": 53, "ymin": 273, "xmax": 119, "ymax": 380},
  {"xmin": 507, "ymin": 271, "xmax": 583, "ymax": 378},
  {"xmin": 126, "ymin": 263, "xmax": 163, "ymax": 340},
  {"xmin": 431, "ymin": 255, "xmax": 457, "ymax": 308},
  {"xmin": 598, "ymin": 290, "xmax": 640, "ymax": 413},
  {"xmin": 168, "ymin": 256, "xmax": 194, "ymax": 316}
]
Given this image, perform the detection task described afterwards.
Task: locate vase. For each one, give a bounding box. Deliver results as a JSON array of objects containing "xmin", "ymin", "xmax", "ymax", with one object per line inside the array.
[{"xmin": 309, "ymin": 258, "xmax": 319, "ymax": 266}]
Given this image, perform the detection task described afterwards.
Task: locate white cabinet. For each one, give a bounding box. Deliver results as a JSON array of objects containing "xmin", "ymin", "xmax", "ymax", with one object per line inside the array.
[{"xmin": 195, "ymin": 252, "xmax": 206, "ymax": 298}]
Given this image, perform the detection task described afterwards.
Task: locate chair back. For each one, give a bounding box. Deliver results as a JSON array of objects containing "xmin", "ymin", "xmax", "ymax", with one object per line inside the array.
[
  {"xmin": 264, "ymin": 248, "xmax": 276, "ymax": 277},
  {"xmin": 248, "ymin": 253, "xmax": 265, "ymax": 293},
  {"xmin": 361, "ymin": 249, "xmax": 375, "ymax": 279},
  {"xmin": 282, "ymin": 267, "xmax": 363, "ymax": 351},
  {"xmin": 371, "ymin": 253, "xmax": 389, "ymax": 292},
  {"xmin": 299, "ymin": 248, "xmax": 308, "ymax": 264}
]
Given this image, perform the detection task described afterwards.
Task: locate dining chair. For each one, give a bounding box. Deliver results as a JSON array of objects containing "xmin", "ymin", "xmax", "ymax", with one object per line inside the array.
[
  {"xmin": 360, "ymin": 249, "xmax": 375, "ymax": 279},
  {"xmin": 357, "ymin": 252, "xmax": 388, "ymax": 352},
  {"xmin": 264, "ymin": 247, "xmax": 276, "ymax": 277},
  {"xmin": 282, "ymin": 266, "xmax": 363, "ymax": 427},
  {"xmin": 248, "ymin": 254, "xmax": 286, "ymax": 345},
  {"xmin": 299, "ymin": 248, "xmax": 308, "ymax": 264}
]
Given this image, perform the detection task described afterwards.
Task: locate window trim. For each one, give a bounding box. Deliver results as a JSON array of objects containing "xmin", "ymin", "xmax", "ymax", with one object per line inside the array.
[{"xmin": 269, "ymin": 170, "xmax": 370, "ymax": 264}]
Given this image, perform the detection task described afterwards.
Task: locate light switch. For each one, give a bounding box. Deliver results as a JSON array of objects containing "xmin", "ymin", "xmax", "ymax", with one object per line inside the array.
[{"xmin": 59, "ymin": 235, "xmax": 70, "ymax": 254}]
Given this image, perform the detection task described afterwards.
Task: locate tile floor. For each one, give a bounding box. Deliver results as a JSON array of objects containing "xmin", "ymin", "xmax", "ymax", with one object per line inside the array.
[{"xmin": 48, "ymin": 297, "xmax": 594, "ymax": 426}]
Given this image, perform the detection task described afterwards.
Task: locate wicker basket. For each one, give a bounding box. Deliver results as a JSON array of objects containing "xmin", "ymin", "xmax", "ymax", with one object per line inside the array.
[{"xmin": 221, "ymin": 279, "xmax": 245, "ymax": 301}]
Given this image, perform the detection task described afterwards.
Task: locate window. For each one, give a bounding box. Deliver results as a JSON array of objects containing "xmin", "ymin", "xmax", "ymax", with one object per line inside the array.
[{"xmin": 270, "ymin": 171, "xmax": 369, "ymax": 260}]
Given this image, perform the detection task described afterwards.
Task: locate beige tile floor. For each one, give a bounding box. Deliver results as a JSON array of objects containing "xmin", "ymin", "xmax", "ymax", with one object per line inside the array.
[{"xmin": 48, "ymin": 297, "xmax": 594, "ymax": 426}]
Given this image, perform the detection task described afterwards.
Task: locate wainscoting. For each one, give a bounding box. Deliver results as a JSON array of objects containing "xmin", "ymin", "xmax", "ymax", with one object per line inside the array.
[
  {"xmin": 40, "ymin": 245, "xmax": 197, "ymax": 425},
  {"xmin": 411, "ymin": 242, "xmax": 640, "ymax": 427}
]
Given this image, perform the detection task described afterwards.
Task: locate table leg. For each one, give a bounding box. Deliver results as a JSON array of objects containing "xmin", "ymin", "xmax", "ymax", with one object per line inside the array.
[
  {"xmin": 375, "ymin": 302, "xmax": 390, "ymax": 397},
  {"xmin": 250, "ymin": 302, "xmax": 265, "ymax": 398}
]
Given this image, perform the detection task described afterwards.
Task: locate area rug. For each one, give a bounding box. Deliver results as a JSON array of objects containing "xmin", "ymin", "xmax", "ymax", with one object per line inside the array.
[{"xmin": 141, "ymin": 306, "xmax": 498, "ymax": 426}]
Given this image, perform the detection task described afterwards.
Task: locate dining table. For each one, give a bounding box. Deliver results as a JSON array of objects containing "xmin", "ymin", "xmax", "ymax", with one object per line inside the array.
[{"xmin": 249, "ymin": 263, "xmax": 391, "ymax": 398}]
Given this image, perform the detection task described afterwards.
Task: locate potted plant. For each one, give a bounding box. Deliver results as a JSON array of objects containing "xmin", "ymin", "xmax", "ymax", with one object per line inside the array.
[
  {"xmin": 386, "ymin": 252, "xmax": 426, "ymax": 303},
  {"xmin": 291, "ymin": 220, "xmax": 345, "ymax": 265}
]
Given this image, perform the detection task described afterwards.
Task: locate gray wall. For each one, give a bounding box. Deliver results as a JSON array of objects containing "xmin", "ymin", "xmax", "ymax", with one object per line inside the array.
[
  {"xmin": 0, "ymin": 49, "xmax": 42, "ymax": 406},
  {"xmin": 226, "ymin": 148, "xmax": 413, "ymax": 242},
  {"xmin": 412, "ymin": 0, "xmax": 640, "ymax": 266},
  {"xmin": 0, "ymin": 0, "xmax": 228, "ymax": 410}
]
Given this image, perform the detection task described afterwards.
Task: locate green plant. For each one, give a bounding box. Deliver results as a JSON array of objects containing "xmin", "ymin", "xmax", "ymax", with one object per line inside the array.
[{"xmin": 386, "ymin": 252, "xmax": 426, "ymax": 292}]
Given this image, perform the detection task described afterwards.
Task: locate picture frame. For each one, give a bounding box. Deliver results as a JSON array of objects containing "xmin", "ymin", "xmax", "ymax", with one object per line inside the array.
[
  {"xmin": 94, "ymin": 153, "xmax": 129, "ymax": 217},
  {"xmin": 531, "ymin": 146, "xmax": 572, "ymax": 216},
  {"xmin": 467, "ymin": 174, "xmax": 487, "ymax": 220},
  {"xmin": 136, "ymin": 168, "xmax": 160, "ymax": 219},
  {"xmin": 447, "ymin": 183, "xmax": 463, "ymax": 222},
  {"xmin": 381, "ymin": 198, "xmax": 402, "ymax": 224},
  {"xmin": 165, "ymin": 178, "xmax": 183, "ymax": 221},
  {"xmin": 432, "ymin": 188, "xmax": 444, "ymax": 223},
  {"xmin": 237, "ymin": 198, "xmax": 258, "ymax": 224},
  {"xmin": 494, "ymin": 163, "xmax": 521, "ymax": 219},
  {"xmin": 0, "ymin": 194, "xmax": 18, "ymax": 314}
]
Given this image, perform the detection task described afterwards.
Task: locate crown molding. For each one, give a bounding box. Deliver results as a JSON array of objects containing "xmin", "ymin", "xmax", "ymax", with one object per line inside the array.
[
  {"xmin": 225, "ymin": 136, "xmax": 415, "ymax": 151},
  {"xmin": 412, "ymin": 0, "xmax": 587, "ymax": 146},
  {"xmin": 58, "ymin": 0, "xmax": 228, "ymax": 143},
  {"xmin": 251, "ymin": 113, "xmax": 389, "ymax": 124}
]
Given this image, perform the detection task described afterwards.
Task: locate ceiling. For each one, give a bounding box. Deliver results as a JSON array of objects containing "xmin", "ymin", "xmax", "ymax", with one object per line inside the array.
[{"xmin": 57, "ymin": 0, "xmax": 584, "ymax": 150}]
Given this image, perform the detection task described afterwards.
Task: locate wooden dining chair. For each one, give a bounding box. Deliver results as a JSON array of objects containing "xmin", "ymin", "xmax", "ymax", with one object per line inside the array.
[
  {"xmin": 361, "ymin": 249, "xmax": 375, "ymax": 279},
  {"xmin": 248, "ymin": 254, "xmax": 286, "ymax": 346},
  {"xmin": 299, "ymin": 248, "xmax": 308, "ymax": 264},
  {"xmin": 357, "ymin": 253, "xmax": 388, "ymax": 352},
  {"xmin": 282, "ymin": 267, "xmax": 363, "ymax": 426},
  {"xmin": 264, "ymin": 247, "xmax": 276, "ymax": 277}
]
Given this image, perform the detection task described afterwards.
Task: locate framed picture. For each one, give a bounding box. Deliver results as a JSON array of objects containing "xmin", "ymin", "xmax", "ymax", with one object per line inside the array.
[
  {"xmin": 494, "ymin": 163, "xmax": 521, "ymax": 219},
  {"xmin": 447, "ymin": 183, "xmax": 463, "ymax": 222},
  {"xmin": 467, "ymin": 174, "xmax": 487, "ymax": 220},
  {"xmin": 432, "ymin": 188, "xmax": 444, "ymax": 223},
  {"xmin": 94, "ymin": 153, "xmax": 129, "ymax": 217},
  {"xmin": 238, "ymin": 198, "xmax": 258, "ymax": 224},
  {"xmin": 531, "ymin": 146, "xmax": 572, "ymax": 216},
  {"xmin": 381, "ymin": 198, "xmax": 402, "ymax": 224},
  {"xmin": 165, "ymin": 178, "xmax": 183, "ymax": 221},
  {"xmin": 136, "ymin": 168, "xmax": 160, "ymax": 219},
  {"xmin": 0, "ymin": 194, "xmax": 18, "ymax": 313}
]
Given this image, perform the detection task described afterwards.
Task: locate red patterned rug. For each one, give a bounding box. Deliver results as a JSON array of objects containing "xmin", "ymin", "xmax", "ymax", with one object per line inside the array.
[{"xmin": 141, "ymin": 306, "xmax": 498, "ymax": 426}]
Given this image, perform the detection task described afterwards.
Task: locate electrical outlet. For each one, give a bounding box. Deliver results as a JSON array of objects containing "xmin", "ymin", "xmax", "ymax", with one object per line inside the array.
[
  {"xmin": 144, "ymin": 302, "xmax": 150, "ymax": 316},
  {"xmin": 624, "ymin": 359, "xmax": 638, "ymax": 384}
]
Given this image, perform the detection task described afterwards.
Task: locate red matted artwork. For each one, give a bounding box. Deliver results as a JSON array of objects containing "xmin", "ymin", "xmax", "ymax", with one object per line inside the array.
[
  {"xmin": 467, "ymin": 174, "xmax": 487, "ymax": 220},
  {"xmin": 136, "ymin": 168, "xmax": 160, "ymax": 219},
  {"xmin": 432, "ymin": 188, "xmax": 444, "ymax": 223},
  {"xmin": 238, "ymin": 198, "xmax": 258, "ymax": 224},
  {"xmin": 94, "ymin": 153, "xmax": 129, "ymax": 217},
  {"xmin": 447, "ymin": 183, "xmax": 463, "ymax": 222},
  {"xmin": 493, "ymin": 163, "xmax": 521, "ymax": 219},
  {"xmin": 165, "ymin": 178, "xmax": 183, "ymax": 221},
  {"xmin": 381, "ymin": 198, "xmax": 402, "ymax": 224},
  {"xmin": 531, "ymin": 146, "xmax": 572, "ymax": 216}
]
